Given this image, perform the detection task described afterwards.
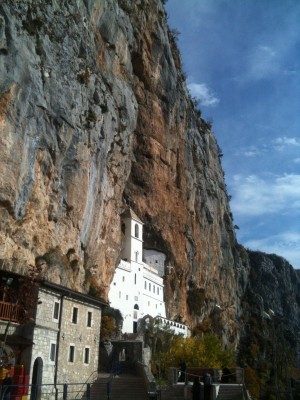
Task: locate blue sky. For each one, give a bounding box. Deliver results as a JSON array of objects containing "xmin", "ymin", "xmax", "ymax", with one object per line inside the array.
[{"xmin": 165, "ymin": 0, "xmax": 300, "ymax": 268}]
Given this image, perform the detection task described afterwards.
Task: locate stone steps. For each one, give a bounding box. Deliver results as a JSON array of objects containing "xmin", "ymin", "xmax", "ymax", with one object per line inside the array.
[
  {"xmin": 160, "ymin": 383, "xmax": 186, "ymax": 400},
  {"xmin": 216, "ymin": 384, "xmax": 244, "ymax": 400},
  {"xmin": 91, "ymin": 373, "xmax": 147, "ymax": 400}
]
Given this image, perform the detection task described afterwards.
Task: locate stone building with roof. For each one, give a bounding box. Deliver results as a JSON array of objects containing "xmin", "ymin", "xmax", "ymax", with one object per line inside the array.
[
  {"xmin": 0, "ymin": 272, "xmax": 107, "ymax": 396},
  {"xmin": 108, "ymin": 210, "xmax": 188, "ymax": 337}
]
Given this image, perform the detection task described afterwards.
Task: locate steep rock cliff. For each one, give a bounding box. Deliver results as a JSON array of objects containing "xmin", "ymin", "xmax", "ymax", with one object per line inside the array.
[
  {"xmin": 1, "ymin": 0, "xmax": 248, "ymax": 343},
  {"xmin": 239, "ymin": 251, "xmax": 300, "ymax": 393}
]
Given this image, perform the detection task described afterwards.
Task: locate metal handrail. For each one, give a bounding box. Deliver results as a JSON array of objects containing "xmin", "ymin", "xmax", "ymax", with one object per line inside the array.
[{"xmin": 74, "ymin": 370, "xmax": 99, "ymax": 399}]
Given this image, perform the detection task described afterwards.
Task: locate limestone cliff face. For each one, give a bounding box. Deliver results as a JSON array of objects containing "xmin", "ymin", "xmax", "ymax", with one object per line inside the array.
[
  {"xmin": 0, "ymin": 0, "xmax": 247, "ymax": 342},
  {"xmin": 239, "ymin": 251, "xmax": 300, "ymax": 371}
]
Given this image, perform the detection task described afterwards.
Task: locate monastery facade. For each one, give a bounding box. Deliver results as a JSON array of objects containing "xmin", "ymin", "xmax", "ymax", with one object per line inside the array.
[{"xmin": 109, "ymin": 210, "xmax": 189, "ymax": 337}]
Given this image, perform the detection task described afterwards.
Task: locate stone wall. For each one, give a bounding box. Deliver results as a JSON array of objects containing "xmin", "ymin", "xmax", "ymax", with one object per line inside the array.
[
  {"xmin": 28, "ymin": 287, "xmax": 60, "ymax": 384},
  {"xmin": 57, "ymin": 296, "xmax": 101, "ymax": 383}
]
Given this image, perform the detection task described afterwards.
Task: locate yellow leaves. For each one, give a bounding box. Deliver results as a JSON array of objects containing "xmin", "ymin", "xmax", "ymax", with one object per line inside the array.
[{"xmin": 153, "ymin": 334, "xmax": 235, "ymax": 375}]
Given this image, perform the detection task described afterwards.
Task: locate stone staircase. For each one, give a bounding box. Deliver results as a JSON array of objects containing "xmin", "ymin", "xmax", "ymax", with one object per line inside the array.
[
  {"xmin": 91, "ymin": 373, "xmax": 148, "ymax": 400},
  {"xmin": 216, "ymin": 384, "xmax": 244, "ymax": 400},
  {"xmin": 159, "ymin": 383, "xmax": 245, "ymax": 400},
  {"xmin": 160, "ymin": 383, "xmax": 186, "ymax": 400},
  {"xmin": 88, "ymin": 375, "xmax": 245, "ymax": 400}
]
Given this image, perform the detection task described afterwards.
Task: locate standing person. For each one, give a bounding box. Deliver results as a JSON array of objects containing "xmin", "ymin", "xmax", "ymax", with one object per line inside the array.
[
  {"xmin": 192, "ymin": 376, "xmax": 201, "ymax": 400},
  {"xmin": 203, "ymin": 372, "xmax": 212, "ymax": 400},
  {"xmin": 1, "ymin": 372, "xmax": 13, "ymax": 400},
  {"xmin": 179, "ymin": 361, "xmax": 186, "ymax": 382},
  {"xmin": 221, "ymin": 367, "xmax": 231, "ymax": 383}
]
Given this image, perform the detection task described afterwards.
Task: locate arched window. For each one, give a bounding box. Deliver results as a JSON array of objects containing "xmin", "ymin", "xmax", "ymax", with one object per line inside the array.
[
  {"xmin": 133, "ymin": 304, "xmax": 139, "ymax": 321},
  {"xmin": 135, "ymin": 223, "xmax": 139, "ymax": 238}
]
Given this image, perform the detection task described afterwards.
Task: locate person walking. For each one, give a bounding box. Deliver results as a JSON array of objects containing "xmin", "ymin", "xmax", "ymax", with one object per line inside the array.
[
  {"xmin": 203, "ymin": 372, "xmax": 212, "ymax": 400},
  {"xmin": 1, "ymin": 372, "xmax": 13, "ymax": 400},
  {"xmin": 192, "ymin": 376, "xmax": 201, "ymax": 400}
]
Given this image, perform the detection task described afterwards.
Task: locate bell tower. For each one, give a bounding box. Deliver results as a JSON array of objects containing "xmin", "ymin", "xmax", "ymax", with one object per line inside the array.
[{"xmin": 121, "ymin": 209, "xmax": 143, "ymax": 263}]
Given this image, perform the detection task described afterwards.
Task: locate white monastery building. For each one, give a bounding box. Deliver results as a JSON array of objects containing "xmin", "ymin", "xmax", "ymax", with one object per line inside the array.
[{"xmin": 109, "ymin": 209, "xmax": 189, "ymax": 337}]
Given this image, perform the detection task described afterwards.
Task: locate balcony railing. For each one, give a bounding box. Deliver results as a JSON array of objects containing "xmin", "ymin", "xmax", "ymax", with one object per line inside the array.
[{"xmin": 0, "ymin": 301, "xmax": 21, "ymax": 322}]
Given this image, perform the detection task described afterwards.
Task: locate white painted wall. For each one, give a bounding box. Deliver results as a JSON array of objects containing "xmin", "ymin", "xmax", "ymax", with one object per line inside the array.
[
  {"xmin": 109, "ymin": 259, "xmax": 166, "ymax": 333},
  {"xmin": 143, "ymin": 249, "xmax": 166, "ymax": 277},
  {"xmin": 109, "ymin": 210, "xmax": 189, "ymax": 337}
]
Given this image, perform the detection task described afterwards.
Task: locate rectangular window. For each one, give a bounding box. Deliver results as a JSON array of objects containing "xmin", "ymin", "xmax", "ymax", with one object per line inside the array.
[
  {"xmin": 153, "ymin": 285, "xmax": 155, "ymax": 293},
  {"xmin": 149, "ymin": 283, "xmax": 151, "ymax": 291},
  {"xmin": 53, "ymin": 301, "xmax": 60, "ymax": 321},
  {"xmin": 122, "ymin": 276, "xmax": 125, "ymax": 282},
  {"xmin": 68, "ymin": 345, "xmax": 75, "ymax": 363},
  {"xmin": 72, "ymin": 307, "xmax": 78, "ymax": 324},
  {"xmin": 87, "ymin": 311, "xmax": 92, "ymax": 327},
  {"xmin": 126, "ymin": 295, "xmax": 128, "ymax": 300},
  {"xmin": 49, "ymin": 343, "xmax": 56, "ymax": 362},
  {"xmin": 119, "ymin": 291, "xmax": 121, "ymax": 299},
  {"xmin": 144, "ymin": 281, "xmax": 147, "ymax": 289},
  {"xmin": 84, "ymin": 347, "xmax": 90, "ymax": 364},
  {"xmin": 157, "ymin": 287, "xmax": 159, "ymax": 295}
]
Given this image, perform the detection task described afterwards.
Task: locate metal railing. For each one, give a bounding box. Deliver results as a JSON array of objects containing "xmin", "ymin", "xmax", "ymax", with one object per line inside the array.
[{"xmin": 0, "ymin": 381, "xmax": 111, "ymax": 400}]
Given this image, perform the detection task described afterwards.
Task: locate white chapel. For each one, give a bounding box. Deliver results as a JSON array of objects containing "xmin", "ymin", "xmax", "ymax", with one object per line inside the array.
[{"xmin": 108, "ymin": 209, "xmax": 189, "ymax": 337}]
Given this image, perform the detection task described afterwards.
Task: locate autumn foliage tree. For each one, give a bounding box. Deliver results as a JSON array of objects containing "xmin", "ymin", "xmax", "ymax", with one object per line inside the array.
[
  {"xmin": 153, "ymin": 334, "xmax": 235, "ymax": 377},
  {"xmin": 100, "ymin": 306, "xmax": 123, "ymax": 340},
  {"xmin": 1, "ymin": 264, "xmax": 42, "ymax": 344}
]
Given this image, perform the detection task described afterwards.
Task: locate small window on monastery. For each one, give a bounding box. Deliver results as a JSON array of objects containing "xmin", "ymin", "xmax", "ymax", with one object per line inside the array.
[
  {"xmin": 148, "ymin": 301, "xmax": 150, "ymax": 306},
  {"xmin": 126, "ymin": 295, "xmax": 128, "ymax": 300},
  {"xmin": 135, "ymin": 252, "xmax": 139, "ymax": 262},
  {"xmin": 72, "ymin": 307, "xmax": 78, "ymax": 324},
  {"xmin": 119, "ymin": 291, "xmax": 121, "ymax": 299},
  {"xmin": 149, "ymin": 283, "xmax": 151, "ymax": 291},
  {"xmin": 53, "ymin": 301, "xmax": 60, "ymax": 321},
  {"xmin": 134, "ymin": 273, "xmax": 137, "ymax": 284},
  {"xmin": 122, "ymin": 276, "xmax": 125, "ymax": 282},
  {"xmin": 153, "ymin": 285, "xmax": 155, "ymax": 293},
  {"xmin": 87, "ymin": 311, "xmax": 92, "ymax": 327},
  {"xmin": 135, "ymin": 223, "xmax": 139, "ymax": 238},
  {"xmin": 144, "ymin": 281, "xmax": 147, "ymax": 289},
  {"xmin": 68, "ymin": 345, "xmax": 75, "ymax": 363},
  {"xmin": 49, "ymin": 342, "xmax": 56, "ymax": 362},
  {"xmin": 84, "ymin": 347, "xmax": 90, "ymax": 364}
]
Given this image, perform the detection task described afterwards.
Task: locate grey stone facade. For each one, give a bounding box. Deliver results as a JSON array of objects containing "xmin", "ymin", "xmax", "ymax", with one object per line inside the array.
[
  {"xmin": 57, "ymin": 296, "xmax": 101, "ymax": 383},
  {"xmin": 1, "ymin": 274, "xmax": 106, "ymax": 394}
]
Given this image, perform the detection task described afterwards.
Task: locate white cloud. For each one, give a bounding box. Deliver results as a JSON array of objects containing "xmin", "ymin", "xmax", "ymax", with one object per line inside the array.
[
  {"xmin": 230, "ymin": 173, "xmax": 300, "ymax": 217},
  {"xmin": 237, "ymin": 145, "xmax": 266, "ymax": 157},
  {"xmin": 246, "ymin": 44, "xmax": 279, "ymax": 80},
  {"xmin": 187, "ymin": 82, "xmax": 220, "ymax": 106},
  {"xmin": 273, "ymin": 136, "xmax": 300, "ymax": 150},
  {"xmin": 244, "ymin": 231, "xmax": 300, "ymax": 269}
]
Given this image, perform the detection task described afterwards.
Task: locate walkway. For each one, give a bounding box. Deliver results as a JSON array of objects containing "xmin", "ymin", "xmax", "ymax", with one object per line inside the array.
[{"xmin": 92, "ymin": 372, "xmax": 148, "ymax": 400}]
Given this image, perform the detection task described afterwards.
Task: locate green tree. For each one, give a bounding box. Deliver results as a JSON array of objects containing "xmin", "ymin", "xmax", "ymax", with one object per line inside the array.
[{"xmin": 154, "ymin": 334, "xmax": 235, "ymax": 377}]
